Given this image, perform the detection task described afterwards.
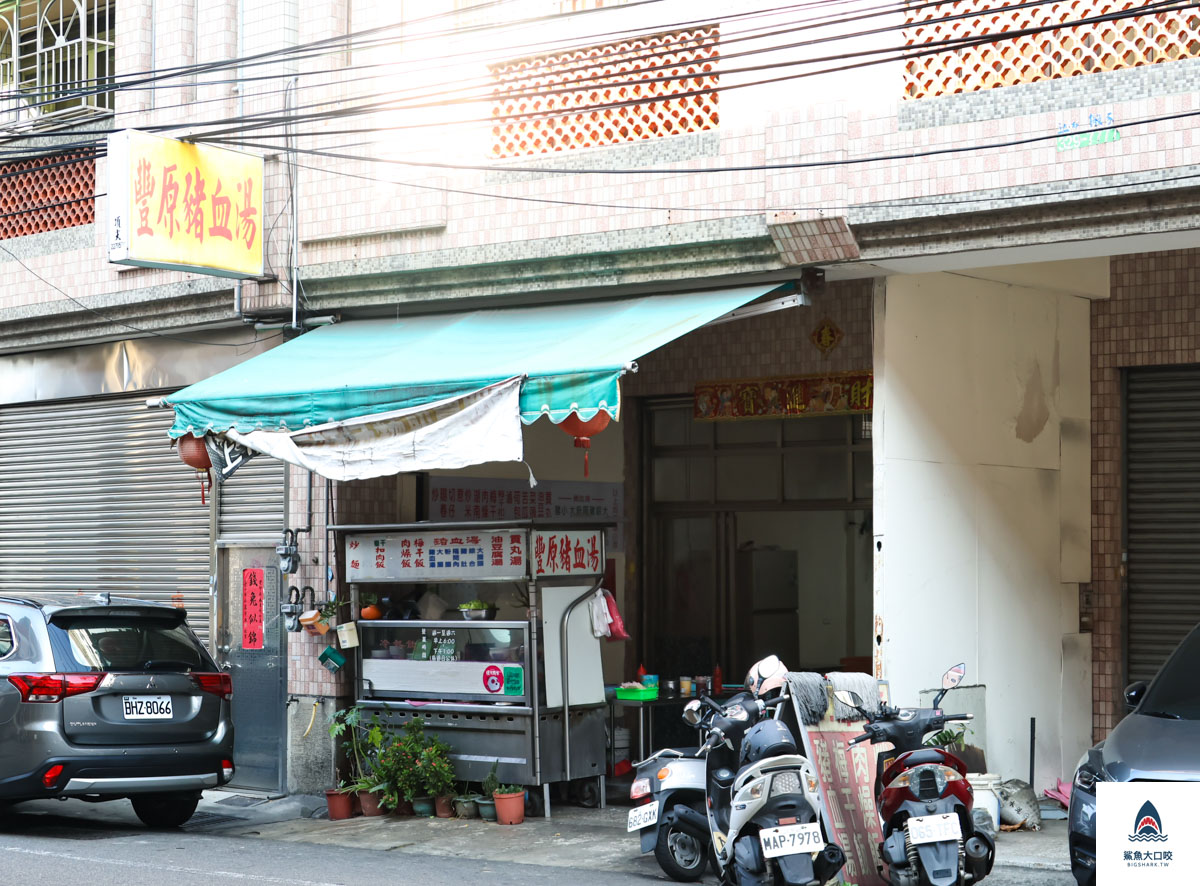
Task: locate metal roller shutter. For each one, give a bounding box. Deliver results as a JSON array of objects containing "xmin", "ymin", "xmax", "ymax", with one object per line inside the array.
[
  {"xmin": 217, "ymin": 455, "xmax": 285, "ymax": 543},
  {"xmin": 0, "ymin": 394, "xmax": 213, "ymax": 640},
  {"xmin": 1125, "ymin": 366, "xmax": 1200, "ymax": 683}
]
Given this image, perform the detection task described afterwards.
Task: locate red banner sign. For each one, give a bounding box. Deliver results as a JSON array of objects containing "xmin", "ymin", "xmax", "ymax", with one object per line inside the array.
[
  {"xmin": 242, "ymin": 568, "xmax": 265, "ymax": 650},
  {"xmin": 804, "ymin": 726, "xmax": 886, "ymax": 885},
  {"xmin": 694, "ymin": 372, "xmax": 873, "ymax": 421}
]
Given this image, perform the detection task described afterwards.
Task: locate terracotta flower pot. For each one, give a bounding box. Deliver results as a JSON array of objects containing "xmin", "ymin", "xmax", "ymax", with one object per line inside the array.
[
  {"xmin": 359, "ymin": 790, "xmax": 384, "ymax": 816},
  {"xmin": 434, "ymin": 795, "xmax": 454, "ymax": 818},
  {"xmin": 493, "ymin": 790, "xmax": 525, "ymax": 825},
  {"xmin": 392, "ymin": 798, "xmax": 414, "ymax": 817},
  {"xmin": 325, "ymin": 789, "xmax": 356, "ymax": 820}
]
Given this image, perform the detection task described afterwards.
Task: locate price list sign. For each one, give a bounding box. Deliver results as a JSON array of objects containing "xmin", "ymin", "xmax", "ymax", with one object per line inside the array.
[{"xmin": 345, "ymin": 531, "xmax": 527, "ymax": 582}]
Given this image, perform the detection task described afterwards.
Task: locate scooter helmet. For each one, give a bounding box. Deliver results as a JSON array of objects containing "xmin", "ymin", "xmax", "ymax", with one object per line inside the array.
[
  {"xmin": 745, "ymin": 655, "xmax": 789, "ymax": 698},
  {"xmin": 740, "ymin": 718, "xmax": 798, "ymax": 766}
]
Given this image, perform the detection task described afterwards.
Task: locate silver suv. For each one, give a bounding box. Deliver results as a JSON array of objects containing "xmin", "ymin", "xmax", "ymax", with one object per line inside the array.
[{"xmin": 0, "ymin": 594, "xmax": 235, "ymax": 826}]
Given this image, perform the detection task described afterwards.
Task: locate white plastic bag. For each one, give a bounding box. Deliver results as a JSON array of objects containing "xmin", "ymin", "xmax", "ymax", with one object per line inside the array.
[{"xmin": 996, "ymin": 779, "xmax": 1042, "ymax": 830}]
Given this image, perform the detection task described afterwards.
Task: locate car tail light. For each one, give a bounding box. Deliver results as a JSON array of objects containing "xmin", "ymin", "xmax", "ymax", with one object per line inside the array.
[
  {"xmin": 192, "ymin": 672, "xmax": 232, "ymax": 700},
  {"xmin": 221, "ymin": 759, "xmax": 235, "ymax": 782},
  {"xmin": 42, "ymin": 764, "xmax": 65, "ymax": 788},
  {"xmin": 8, "ymin": 673, "xmax": 105, "ymax": 703}
]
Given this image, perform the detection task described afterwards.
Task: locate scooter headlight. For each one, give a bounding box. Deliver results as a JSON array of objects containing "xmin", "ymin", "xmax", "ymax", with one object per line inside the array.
[
  {"xmin": 770, "ymin": 771, "xmax": 802, "ymax": 797},
  {"xmin": 631, "ymin": 777, "xmax": 651, "ymax": 800}
]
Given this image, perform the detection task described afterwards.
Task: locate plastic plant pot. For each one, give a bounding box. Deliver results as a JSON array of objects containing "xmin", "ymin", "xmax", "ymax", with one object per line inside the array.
[
  {"xmin": 493, "ymin": 790, "xmax": 525, "ymax": 825},
  {"xmin": 434, "ymin": 795, "xmax": 454, "ymax": 818},
  {"xmin": 325, "ymin": 789, "xmax": 355, "ymax": 820}
]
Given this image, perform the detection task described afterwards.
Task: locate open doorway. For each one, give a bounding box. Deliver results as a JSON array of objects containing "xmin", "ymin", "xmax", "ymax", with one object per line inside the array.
[{"xmin": 643, "ymin": 399, "xmax": 872, "ymax": 682}]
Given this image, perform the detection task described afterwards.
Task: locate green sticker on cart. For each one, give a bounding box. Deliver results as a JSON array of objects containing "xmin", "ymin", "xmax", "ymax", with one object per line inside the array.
[{"xmin": 503, "ymin": 666, "xmax": 524, "ymax": 696}]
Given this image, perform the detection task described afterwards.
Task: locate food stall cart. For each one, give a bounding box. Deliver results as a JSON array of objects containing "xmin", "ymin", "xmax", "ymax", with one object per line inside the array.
[{"xmin": 333, "ymin": 520, "xmax": 611, "ymax": 817}]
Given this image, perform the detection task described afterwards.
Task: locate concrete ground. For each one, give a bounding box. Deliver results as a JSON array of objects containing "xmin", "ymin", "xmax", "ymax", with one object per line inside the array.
[{"xmin": 197, "ymin": 789, "xmax": 1074, "ymax": 883}]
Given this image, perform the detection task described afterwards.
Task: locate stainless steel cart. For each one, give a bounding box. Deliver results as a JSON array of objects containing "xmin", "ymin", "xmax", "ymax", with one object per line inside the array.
[{"xmin": 333, "ymin": 521, "xmax": 612, "ymax": 817}]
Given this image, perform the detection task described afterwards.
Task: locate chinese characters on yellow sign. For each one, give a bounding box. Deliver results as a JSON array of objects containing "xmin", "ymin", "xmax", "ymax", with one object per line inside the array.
[
  {"xmin": 694, "ymin": 372, "xmax": 873, "ymax": 420},
  {"xmin": 107, "ymin": 130, "xmax": 264, "ymax": 279}
]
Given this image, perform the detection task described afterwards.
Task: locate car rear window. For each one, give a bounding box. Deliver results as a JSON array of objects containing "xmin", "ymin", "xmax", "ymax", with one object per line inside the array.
[{"xmin": 47, "ymin": 617, "xmax": 215, "ymax": 673}]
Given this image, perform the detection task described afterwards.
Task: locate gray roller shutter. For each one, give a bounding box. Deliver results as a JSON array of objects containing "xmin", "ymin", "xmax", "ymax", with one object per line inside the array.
[
  {"xmin": 1125, "ymin": 367, "xmax": 1200, "ymax": 683},
  {"xmin": 217, "ymin": 455, "xmax": 285, "ymax": 543},
  {"xmin": 0, "ymin": 394, "xmax": 213, "ymax": 639}
]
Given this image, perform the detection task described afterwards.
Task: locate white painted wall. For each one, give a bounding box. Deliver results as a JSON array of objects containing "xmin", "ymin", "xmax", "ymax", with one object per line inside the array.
[{"xmin": 875, "ymin": 270, "xmax": 1093, "ymax": 788}]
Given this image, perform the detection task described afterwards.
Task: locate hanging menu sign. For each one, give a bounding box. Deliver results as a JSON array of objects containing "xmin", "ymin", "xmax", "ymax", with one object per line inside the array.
[
  {"xmin": 241, "ymin": 568, "xmax": 265, "ymax": 650},
  {"xmin": 344, "ymin": 530, "xmax": 527, "ymax": 582},
  {"xmin": 531, "ymin": 529, "xmax": 604, "ymax": 578}
]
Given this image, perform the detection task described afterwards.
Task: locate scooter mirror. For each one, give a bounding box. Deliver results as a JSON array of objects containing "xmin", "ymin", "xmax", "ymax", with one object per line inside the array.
[
  {"xmin": 942, "ymin": 662, "xmax": 966, "ymax": 690},
  {"xmin": 833, "ymin": 689, "xmax": 864, "ymax": 708},
  {"xmin": 682, "ymin": 698, "xmax": 702, "ymax": 726}
]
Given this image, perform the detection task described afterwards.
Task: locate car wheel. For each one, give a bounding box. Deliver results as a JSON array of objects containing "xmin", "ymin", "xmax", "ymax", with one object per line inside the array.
[
  {"xmin": 131, "ymin": 791, "xmax": 200, "ymax": 828},
  {"xmin": 654, "ymin": 819, "xmax": 708, "ymax": 882}
]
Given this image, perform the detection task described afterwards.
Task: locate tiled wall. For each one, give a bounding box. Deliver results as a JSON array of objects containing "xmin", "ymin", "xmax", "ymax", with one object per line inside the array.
[{"xmin": 1089, "ymin": 248, "xmax": 1200, "ymax": 739}]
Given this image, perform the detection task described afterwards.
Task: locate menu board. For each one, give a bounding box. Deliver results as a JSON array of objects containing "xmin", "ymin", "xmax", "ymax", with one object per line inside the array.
[{"xmin": 345, "ymin": 530, "xmax": 526, "ymax": 582}]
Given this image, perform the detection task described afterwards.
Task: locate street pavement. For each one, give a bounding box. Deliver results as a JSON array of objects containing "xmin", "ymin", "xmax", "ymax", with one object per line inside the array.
[{"xmin": 0, "ymin": 790, "xmax": 1076, "ymax": 885}]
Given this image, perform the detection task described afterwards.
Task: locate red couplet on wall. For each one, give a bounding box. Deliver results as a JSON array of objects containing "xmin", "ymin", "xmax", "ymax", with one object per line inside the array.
[{"xmin": 242, "ymin": 568, "xmax": 265, "ymax": 650}]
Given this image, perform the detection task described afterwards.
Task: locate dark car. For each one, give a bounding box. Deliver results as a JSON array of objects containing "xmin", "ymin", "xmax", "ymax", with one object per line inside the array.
[
  {"xmin": 0, "ymin": 594, "xmax": 234, "ymax": 826},
  {"xmin": 1069, "ymin": 623, "xmax": 1200, "ymax": 884}
]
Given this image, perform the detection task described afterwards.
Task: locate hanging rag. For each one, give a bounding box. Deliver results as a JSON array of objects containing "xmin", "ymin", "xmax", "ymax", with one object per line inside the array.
[
  {"xmin": 827, "ymin": 671, "xmax": 882, "ymax": 721},
  {"xmin": 784, "ymin": 672, "xmax": 830, "ymax": 726},
  {"xmin": 590, "ymin": 589, "xmax": 613, "ymax": 638},
  {"xmin": 602, "ymin": 589, "xmax": 630, "ymax": 641}
]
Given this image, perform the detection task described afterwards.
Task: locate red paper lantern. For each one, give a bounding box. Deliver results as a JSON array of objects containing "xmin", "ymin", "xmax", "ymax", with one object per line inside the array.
[
  {"xmin": 177, "ymin": 433, "xmax": 213, "ymax": 505},
  {"xmin": 558, "ymin": 412, "xmax": 611, "ymax": 477}
]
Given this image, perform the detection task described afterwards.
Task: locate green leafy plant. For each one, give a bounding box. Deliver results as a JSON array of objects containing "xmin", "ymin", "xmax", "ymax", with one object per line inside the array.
[
  {"xmin": 925, "ymin": 722, "xmax": 970, "ymax": 750},
  {"xmin": 496, "ymin": 784, "xmax": 524, "ymax": 796},
  {"xmin": 318, "ymin": 598, "xmax": 339, "ymax": 621},
  {"xmin": 328, "ymin": 704, "xmax": 386, "ymax": 791},
  {"xmin": 459, "ymin": 599, "xmax": 490, "ymax": 610},
  {"xmin": 370, "ymin": 720, "xmax": 460, "ymax": 810},
  {"xmin": 482, "ymin": 761, "xmax": 500, "ymax": 798},
  {"xmin": 421, "ymin": 746, "xmax": 457, "ymax": 798}
]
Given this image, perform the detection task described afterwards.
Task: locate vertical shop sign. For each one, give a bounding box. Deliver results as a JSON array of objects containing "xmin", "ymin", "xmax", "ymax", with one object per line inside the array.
[{"xmin": 242, "ymin": 568, "xmax": 265, "ymax": 650}]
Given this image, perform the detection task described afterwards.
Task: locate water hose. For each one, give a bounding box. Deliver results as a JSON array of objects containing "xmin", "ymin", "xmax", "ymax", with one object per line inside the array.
[{"xmin": 302, "ymin": 699, "xmax": 319, "ymax": 737}]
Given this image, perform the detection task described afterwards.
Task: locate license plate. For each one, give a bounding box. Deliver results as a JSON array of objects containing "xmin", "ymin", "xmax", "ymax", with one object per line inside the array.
[
  {"xmin": 907, "ymin": 813, "xmax": 962, "ymax": 845},
  {"xmin": 122, "ymin": 695, "xmax": 173, "ymax": 720},
  {"xmin": 627, "ymin": 800, "xmax": 660, "ymax": 832},
  {"xmin": 760, "ymin": 822, "xmax": 823, "ymax": 858}
]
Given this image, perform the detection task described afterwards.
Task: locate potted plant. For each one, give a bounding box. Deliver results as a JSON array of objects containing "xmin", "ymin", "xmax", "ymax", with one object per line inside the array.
[
  {"xmin": 477, "ymin": 762, "xmax": 499, "ymax": 822},
  {"xmin": 371, "ymin": 720, "xmax": 427, "ymax": 816},
  {"xmin": 359, "ymin": 591, "xmax": 382, "ymax": 620},
  {"xmin": 453, "ymin": 794, "xmax": 479, "ymax": 818},
  {"xmin": 422, "ymin": 744, "xmax": 457, "ymax": 818},
  {"xmin": 328, "ymin": 704, "xmax": 386, "ymax": 817},
  {"xmin": 493, "ymin": 783, "xmax": 526, "ymax": 825}
]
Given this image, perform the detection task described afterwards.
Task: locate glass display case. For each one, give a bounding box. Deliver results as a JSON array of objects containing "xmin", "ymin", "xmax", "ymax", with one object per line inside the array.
[{"xmin": 358, "ymin": 620, "xmax": 530, "ymax": 703}]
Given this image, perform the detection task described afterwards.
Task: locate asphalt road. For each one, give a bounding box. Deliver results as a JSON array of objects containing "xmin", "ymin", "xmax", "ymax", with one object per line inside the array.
[{"xmin": 0, "ymin": 799, "xmax": 1076, "ymax": 886}]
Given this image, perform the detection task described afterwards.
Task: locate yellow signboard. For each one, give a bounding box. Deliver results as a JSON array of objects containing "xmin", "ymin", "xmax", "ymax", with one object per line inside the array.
[{"xmin": 107, "ymin": 130, "xmax": 264, "ymax": 279}]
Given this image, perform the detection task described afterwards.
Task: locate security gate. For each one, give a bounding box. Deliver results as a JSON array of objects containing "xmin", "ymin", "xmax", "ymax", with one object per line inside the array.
[
  {"xmin": 0, "ymin": 393, "xmax": 213, "ymax": 636},
  {"xmin": 1125, "ymin": 366, "xmax": 1200, "ymax": 683}
]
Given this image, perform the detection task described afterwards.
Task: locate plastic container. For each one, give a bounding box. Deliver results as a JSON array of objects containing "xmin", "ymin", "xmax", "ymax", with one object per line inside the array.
[
  {"xmin": 616, "ymin": 686, "xmax": 658, "ymax": 701},
  {"xmin": 968, "ymin": 773, "xmax": 1002, "ymax": 830}
]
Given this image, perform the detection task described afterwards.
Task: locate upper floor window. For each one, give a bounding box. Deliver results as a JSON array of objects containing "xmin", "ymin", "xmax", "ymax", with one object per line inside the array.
[
  {"xmin": 0, "ymin": 0, "xmax": 115, "ymax": 131},
  {"xmin": 490, "ymin": 25, "xmax": 719, "ymax": 159}
]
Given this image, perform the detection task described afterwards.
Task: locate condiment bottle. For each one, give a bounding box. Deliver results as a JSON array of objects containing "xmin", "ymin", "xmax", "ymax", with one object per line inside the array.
[{"xmin": 712, "ymin": 663, "xmax": 723, "ymax": 695}]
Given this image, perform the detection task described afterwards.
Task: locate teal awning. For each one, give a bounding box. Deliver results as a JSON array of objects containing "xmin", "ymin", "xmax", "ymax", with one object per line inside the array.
[{"xmin": 165, "ymin": 284, "xmax": 781, "ymax": 438}]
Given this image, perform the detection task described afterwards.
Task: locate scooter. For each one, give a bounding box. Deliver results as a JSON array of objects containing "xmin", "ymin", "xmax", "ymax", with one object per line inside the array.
[
  {"xmin": 835, "ymin": 664, "xmax": 996, "ymax": 886},
  {"xmin": 670, "ymin": 688, "xmax": 846, "ymax": 886},
  {"xmin": 628, "ymin": 745, "xmax": 710, "ymax": 881}
]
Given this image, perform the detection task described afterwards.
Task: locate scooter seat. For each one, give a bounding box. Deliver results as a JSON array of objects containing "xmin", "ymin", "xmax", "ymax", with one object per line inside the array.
[{"xmin": 898, "ymin": 749, "xmax": 950, "ymax": 767}]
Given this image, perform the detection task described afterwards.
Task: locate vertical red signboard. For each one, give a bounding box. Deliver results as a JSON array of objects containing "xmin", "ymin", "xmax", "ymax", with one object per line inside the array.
[{"xmin": 242, "ymin": 568, "xmax": 265, "ymax": 650}]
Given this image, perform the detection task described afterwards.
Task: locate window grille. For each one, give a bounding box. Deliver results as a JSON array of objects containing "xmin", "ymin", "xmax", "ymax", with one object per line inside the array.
[
  {"xmin": 0, "ymin": 0, "xmax": 114, "ymax": 130},
  {"xmin": 903, "ymin": 1, "xmax": 1200, "ymax": 100},
  {"xmin": 490, "ymin": 26, "xmax": 719, "ymax": 158}
]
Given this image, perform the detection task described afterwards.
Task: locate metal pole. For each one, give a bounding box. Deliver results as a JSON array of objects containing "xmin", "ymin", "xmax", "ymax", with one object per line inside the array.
[
  {"xmin": 1029, "ymin": 717, "xmax": 1036, "ymax": 787},
  {"xmin": 560, "ymin": 578, "xmax": 603, "ymax": 782}
]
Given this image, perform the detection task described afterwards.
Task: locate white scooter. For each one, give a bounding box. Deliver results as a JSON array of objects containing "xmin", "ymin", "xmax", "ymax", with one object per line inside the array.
[{"xmin": 628, "ymin": 745, "xmax": 710, "ymax": 880}]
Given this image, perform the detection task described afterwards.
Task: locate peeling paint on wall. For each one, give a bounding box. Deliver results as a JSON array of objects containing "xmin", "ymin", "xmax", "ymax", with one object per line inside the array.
[{"xmin": 1015, "ymin": 362, "xmax": 1051, "ymax": 442}]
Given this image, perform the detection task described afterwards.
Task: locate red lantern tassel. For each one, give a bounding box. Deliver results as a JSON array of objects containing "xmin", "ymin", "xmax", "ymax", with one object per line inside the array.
[{"xmin": 574, "ymin": 437, "xmax": 591, "ymax": 478}]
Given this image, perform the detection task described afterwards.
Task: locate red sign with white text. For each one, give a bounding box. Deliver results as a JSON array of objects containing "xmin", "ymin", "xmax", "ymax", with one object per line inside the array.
[{"xmin": 241, "ymin": 568, "xmax": 265, "ymax": 650}]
